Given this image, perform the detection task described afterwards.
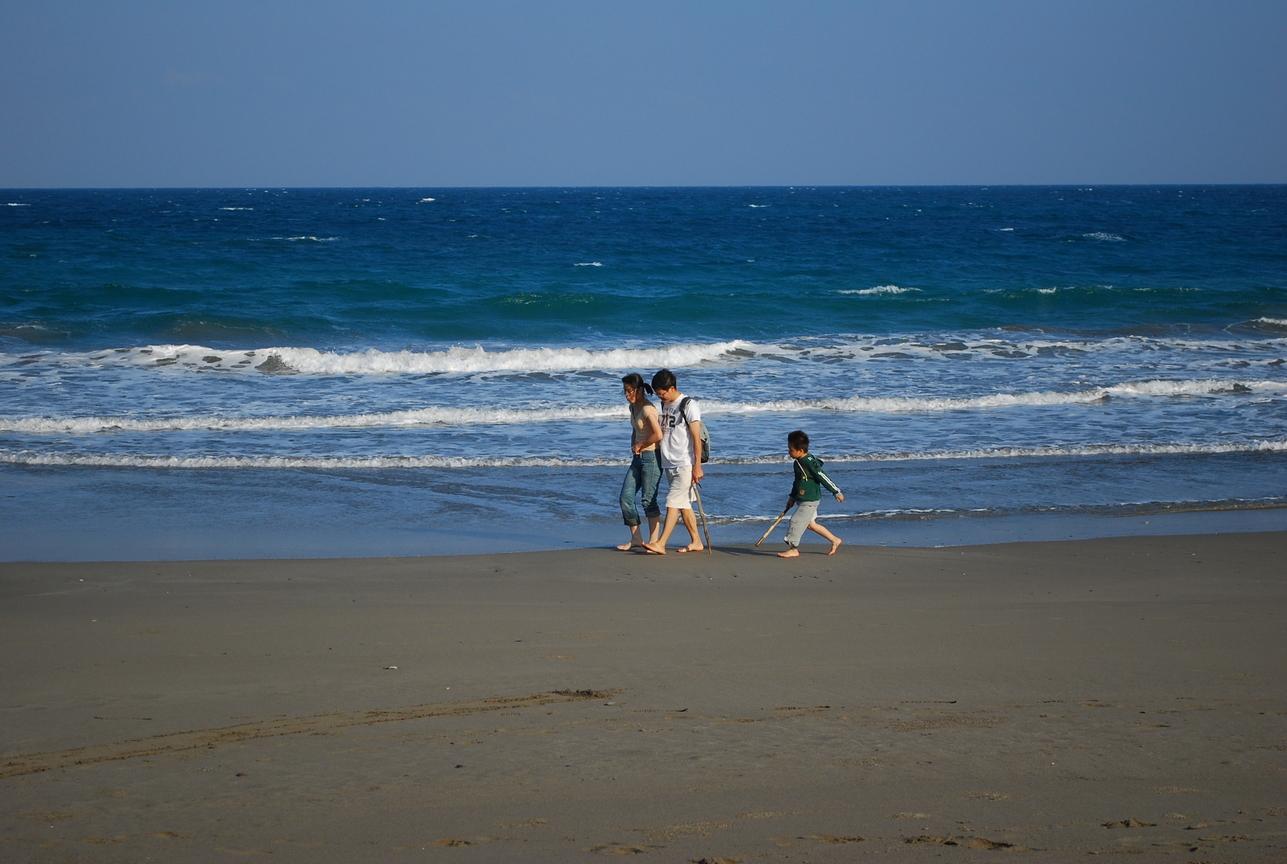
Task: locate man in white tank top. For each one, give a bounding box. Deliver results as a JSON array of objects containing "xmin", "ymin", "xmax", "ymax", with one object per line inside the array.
[{"xmin": 643, "ymin": 368, "xmax": 705, "ymax": 554}]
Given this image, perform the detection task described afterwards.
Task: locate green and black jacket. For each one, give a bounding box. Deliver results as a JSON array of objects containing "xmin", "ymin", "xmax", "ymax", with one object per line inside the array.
[{"xmin": 791, "ymin": 453, "xmax": 842, "ymax": 502}]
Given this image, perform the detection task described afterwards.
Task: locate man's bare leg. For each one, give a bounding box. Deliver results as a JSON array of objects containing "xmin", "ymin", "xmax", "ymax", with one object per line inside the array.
[
  {"xmin": 617, "ymin": 524, "xmax": 646, "ymax": 551},
  {"xmin": 646, "ymin": 515, "xmax": 661, "ymax": 546},
  {"xmin": 808, "ymin": 520, "xmax": 843, "ymax": 555},
  {"xmin": 675, "ymin": 508, "xmax": 704, "ymax": 552},
  {"xmin": 644, "ymin": 508, "xmax": 682, "ymax": 554}
]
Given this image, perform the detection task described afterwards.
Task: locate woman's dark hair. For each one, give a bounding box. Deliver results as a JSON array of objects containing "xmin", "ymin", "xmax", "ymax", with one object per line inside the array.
[
  {"xmin": 651, "ymin": 368, "xmax": 677, "ymax": 392},
  {"xmin": 622, "ymin": 373, "xmax": 653, "ymax": 395}
]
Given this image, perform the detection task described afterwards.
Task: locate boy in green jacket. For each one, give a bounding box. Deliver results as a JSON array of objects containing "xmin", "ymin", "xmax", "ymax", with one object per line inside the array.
[{"xmin": 779, "ymin": 430, "xmax": 845, "ymax": 558}]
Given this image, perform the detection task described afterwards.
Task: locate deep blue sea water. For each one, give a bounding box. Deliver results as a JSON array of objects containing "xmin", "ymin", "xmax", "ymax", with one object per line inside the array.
[{"xmin": 2, "ymin": 186, "xmax": 1286, "ymax": 560}]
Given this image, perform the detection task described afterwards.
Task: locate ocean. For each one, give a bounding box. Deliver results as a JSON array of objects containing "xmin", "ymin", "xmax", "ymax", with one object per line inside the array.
[{"xmin": 2, "ymin": 186, "xmax": 1286, "ymax": 560}]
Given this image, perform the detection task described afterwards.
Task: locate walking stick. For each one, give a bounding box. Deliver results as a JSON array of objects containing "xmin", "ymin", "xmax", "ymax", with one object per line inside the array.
[
  {"xmin": 755, "ymin": 503, "xmax": 794, "ymax": 547},
  {"xmin": 692, "ymin": 484, "xmax": 713, "ymax": 554}
]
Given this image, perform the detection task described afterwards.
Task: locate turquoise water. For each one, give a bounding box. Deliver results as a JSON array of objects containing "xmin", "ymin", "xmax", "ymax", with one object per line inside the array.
[{"xmin": 2, "ymin": 187, "xmax": 1286, "ymax": 559}]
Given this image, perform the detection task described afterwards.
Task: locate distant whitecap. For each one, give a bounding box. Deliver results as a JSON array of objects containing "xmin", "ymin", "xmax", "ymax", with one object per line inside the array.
[{"xmin": 836, "ymin": 285, "xmax": 921, "ymax": 296}]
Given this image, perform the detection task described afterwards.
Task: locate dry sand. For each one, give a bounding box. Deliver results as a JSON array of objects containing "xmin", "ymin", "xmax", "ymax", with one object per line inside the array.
[{"xmin": 1, "ymin": 532, "xmax": 1285, "ymax": 862}]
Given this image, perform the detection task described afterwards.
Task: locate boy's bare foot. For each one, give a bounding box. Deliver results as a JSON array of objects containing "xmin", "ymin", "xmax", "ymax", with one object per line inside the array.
[
  {"xmin": 828, "ymin": 538, "xmax": 842, "ymax": 555},
  {"xmin": 777, "ymin": 548, "xmax": 800, "ymax": 558},
  {"xmin": 676, "ymin": 544, "xmax": 704, "ymax": 553},
  {"xmin": 641, "ymin": 543, "xmax": 666, "ymax": 555}
]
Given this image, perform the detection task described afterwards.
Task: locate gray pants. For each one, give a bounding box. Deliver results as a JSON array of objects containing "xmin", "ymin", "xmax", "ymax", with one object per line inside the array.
[{"xmin": 784, "ymin": 499, "xmax": 820, "ymax": 548}]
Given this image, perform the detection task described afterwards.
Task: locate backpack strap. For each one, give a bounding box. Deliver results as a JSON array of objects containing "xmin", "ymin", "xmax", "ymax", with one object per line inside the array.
[{"xmin": 677, "ymin": 397, "xmax": 691, "ymax": 424}]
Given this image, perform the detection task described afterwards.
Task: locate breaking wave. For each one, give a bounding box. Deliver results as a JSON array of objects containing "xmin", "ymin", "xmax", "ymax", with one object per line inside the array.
[
  {"xmin": 5, "ymin": 332, "xmax": 1285, "ymax": 378},
  {"xmin": 4, "ymin": 378, "xmax": 1284, "ymax": 434},
  {"xmin": 700, "ymin": 379, "xmax": 1287, "ymax": 416},
  {"xmin": 266, "ymin": 342, "xmax": 756, "ymax": 374},
  {"xmin": 0, "ymin": 341, "xmax": 759, "ymax": 376}
]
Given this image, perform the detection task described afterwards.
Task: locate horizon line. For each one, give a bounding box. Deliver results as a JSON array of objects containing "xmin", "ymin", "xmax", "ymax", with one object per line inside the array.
[{"xmin": 4, "ymin": 182, "xmax": 1286, "ymax": 192}]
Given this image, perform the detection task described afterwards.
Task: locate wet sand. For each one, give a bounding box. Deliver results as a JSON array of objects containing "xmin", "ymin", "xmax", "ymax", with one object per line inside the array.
[{"xmin": 2, "ymin": 532, "xmax": 1285, "ymax": 862}]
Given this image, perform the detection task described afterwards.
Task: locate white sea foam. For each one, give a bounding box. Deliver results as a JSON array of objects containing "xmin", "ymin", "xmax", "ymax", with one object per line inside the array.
[
  {"xmin": 723, "ymin": 496, "xmax": 1287, "ymax": 524},
  {"xmin": 702, "ymin": 378, "xmax": 1287, "ymax": 416},
  {"xmin": 6, "ymin": 203, "xmax": 31, "ymax": 207},
  {"xmin": 0, "ymin": 340, "xmax": 759, "ymax": 377},
  {"xmin": 0, "ymin": 404, "xmax": 630, "ymax": 434},
  {"xmin": 5, "ymin": 333, "xmax": 1285, "ymax": 384},
  {"xmin": 1084, "ymin": 232, "xmax": 1125, "ymax": 242},
  {"xmin": 418, "ymin": 198, "xmax": 436, "ymax": 203},
  {"xmin": 0, "ymin": 451, "xmax": 620, "ymax": 469},
  {"xmin": 1254, "ymin": 317, "xmax": 1287, "ymax": 328},
  {"xmin": 820, "ymin": 439, "xmax": 1287, "ymax": 463},
  {"xmin": 726, "ymin": 440, "xmax": 1287, "ymax": 464},
  {"xmin": 5, "ymin": 438, "xmax": 1285, "ymax": 470},
  {"xmin": 837, "ymin": 285, "xmax": 920, "ymax": 296},
  {"xmin": 264, "ymin": 341, "xmax": 754, "ymax": 375},
  {"xmin": 574, "ymin": 262, "xmax": 602, "ymax": 267},
  {"xmin": 279, "ymin": 236, "xmax": 340, "ymax": 242},
  {"xmin": 5, "ymin": 378, "xmax": 1283, "ymax": 435},
  {"xmin": 218, "ymin": 207, "xmax": 253, "ymax": 211}
]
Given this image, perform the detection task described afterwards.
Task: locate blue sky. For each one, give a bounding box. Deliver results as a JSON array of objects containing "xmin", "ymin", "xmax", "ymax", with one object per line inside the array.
[{"xmin": 1, "ymin": 1, "xmax": 1284, "ymax": 186}]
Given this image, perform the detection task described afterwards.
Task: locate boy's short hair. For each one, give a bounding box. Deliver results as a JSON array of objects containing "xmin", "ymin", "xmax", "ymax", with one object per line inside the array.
[
  {"xmin": 651, "ymin": 368, "xmax": 677, "ymax": 392},
  {"xmin": 787, "ymin": 430, "xmax": 809, "ymax": 451}
]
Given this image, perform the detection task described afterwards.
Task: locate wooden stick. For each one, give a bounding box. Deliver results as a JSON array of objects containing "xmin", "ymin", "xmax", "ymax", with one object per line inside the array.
[
  {"xmin": 755, "ymin": 505, "xmax": 793, "ymax": 547},
  {"xmin": 692, "ymin": 484, "xmax": 713, "ymax": 554}
]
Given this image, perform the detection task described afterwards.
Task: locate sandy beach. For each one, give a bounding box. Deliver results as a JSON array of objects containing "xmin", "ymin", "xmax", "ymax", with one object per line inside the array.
[{"xmin": 2, "ymin": 532, "xmax": 1285, "ymax": 862}]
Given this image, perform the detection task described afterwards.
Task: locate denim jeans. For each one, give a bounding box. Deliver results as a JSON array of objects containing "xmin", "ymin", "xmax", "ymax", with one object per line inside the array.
[{"xmin": 620, "ymin": 450, "xmax": 662, "ymax": 526}]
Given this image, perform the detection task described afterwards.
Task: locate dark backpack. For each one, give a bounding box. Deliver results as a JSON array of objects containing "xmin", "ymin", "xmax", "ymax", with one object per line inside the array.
[{"xmin": 678, "ymin": 397, "xmax": 711, "ymax": 464}]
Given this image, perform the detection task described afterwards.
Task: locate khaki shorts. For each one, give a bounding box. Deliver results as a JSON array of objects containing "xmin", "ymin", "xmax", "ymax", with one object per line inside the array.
[
  {"xmin": 785, "ymin": 499, "xmax": 820, "ymax": 547},
  {"xmin": 664, "ymin": 466, "xmax": 695, "ymax": 510}
]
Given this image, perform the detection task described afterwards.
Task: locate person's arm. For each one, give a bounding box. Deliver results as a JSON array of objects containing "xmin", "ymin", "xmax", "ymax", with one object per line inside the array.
[
  {"xmin": 689, "ymin": 419, "xmax": 703, "ymax": 482},
  {"xmin": 634, "ymin": 406, "xmax": 663, "ymax": 455},
  {"xmin": 809, "ymin": 457, "xmax": 844, "ymax": 501},
  {"xmin": 788, "ymin": 459, "xmax": 803, "ymax": 505}
]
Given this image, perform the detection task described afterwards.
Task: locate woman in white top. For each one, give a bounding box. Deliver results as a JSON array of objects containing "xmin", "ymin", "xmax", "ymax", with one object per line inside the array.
[{"xmin": 617, "ymin": 373, "xmax": 664, "ymax": 550}]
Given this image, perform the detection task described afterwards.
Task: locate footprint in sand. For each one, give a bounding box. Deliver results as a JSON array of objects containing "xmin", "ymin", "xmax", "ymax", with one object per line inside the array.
[
  {"xmin": 905, "ymin": 835, "xmax": 1023, "ymax": 850},
  {"xmin": 1102, "ymin": 818, "xmax": 1156, "ymax": 828},
  {"xmin": 585, "ymin": 842, "xmax": 661, "ymax": 854}
]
